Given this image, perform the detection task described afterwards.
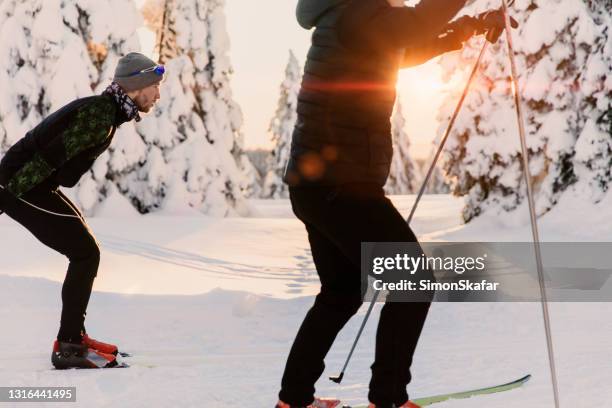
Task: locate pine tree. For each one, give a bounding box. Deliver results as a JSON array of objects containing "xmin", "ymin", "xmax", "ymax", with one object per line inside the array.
[
  {"xmin": 421, "ymin": 146, "xmax": 451, "ymax": 194},
  {"xmin": 385, "ymin": 98, "xmax": 418, "ymax": 194},
  {"xmin": 573, "ymin": 0, "xmax": 612, "ymax": 201},
  {"xmin": 262, "ymin": 50, "xmax": 301, "ymax": 199},
  {"xmin": 130, "ymin": 0, "xmax": 253, "ymax": 215},
  {"xmin": 78, "ymin": 2, "xmax": 146, "ymax": 215},
  {"xmin": 142, "ymin": 0, "xmax": 178, "ymax": 64},
  {"xmin": 0, "ymin": 0, "xmax": 144, "ymax": 214},
  {"xmin": 439, "ymin": 0, "xmax": 611, "ymax": 221}
]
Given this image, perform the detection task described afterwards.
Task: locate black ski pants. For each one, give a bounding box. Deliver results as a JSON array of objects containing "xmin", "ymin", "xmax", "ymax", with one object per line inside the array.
[
  {"xmin": 1, "ymin": 183, "xmax": 99, "ymax": 343},
  {"xmin": 279, "ymin": 184, "xmax": 431, "ymax": 408}
]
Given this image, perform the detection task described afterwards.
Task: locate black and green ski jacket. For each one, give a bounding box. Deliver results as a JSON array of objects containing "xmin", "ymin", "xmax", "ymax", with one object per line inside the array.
[{"xmin": 0, "ymin": 94, "xmax": 130, "ymax": 197}]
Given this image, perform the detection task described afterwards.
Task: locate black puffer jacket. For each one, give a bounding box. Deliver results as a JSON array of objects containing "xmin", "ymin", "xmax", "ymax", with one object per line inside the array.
[{"xmin": 284, "ymin": 0, "xmax": 467, "ymax": 187}]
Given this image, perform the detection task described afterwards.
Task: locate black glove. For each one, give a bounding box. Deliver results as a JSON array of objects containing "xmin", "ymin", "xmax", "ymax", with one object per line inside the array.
[
  {"xmin": 439, "ymin": 10, "xmax": 519, "ymax": 47},
  {"xmin": 437, "ymin": 16, "xmax": 481, "ymax": 49},
  {"xmin": 476, "ymin": 9, "xmax": 519, "ymax": 43}
]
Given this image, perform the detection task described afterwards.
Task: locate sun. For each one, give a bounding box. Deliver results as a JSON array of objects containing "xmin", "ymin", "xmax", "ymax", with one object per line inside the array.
[
  {"xmin": 394, "ymin": 58, "xmax": 470, "ymax": 159},
  {"xmin": 396, "ymin": 58, "xmax": 467, "ymax": 94}
]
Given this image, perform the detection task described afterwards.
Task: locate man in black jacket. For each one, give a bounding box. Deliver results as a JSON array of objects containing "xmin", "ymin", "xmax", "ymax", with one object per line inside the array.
[
  {"xmin": 278, "ymin": 1, "xmax": 517, "ymax": 407},
  {"xmin": 0, "ymin": 52, "xmax": 164, "ymax": 369}
]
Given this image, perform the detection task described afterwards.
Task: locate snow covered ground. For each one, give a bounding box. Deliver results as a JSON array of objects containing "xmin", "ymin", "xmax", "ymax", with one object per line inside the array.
[{"xmin": 1, "ymin": 193, "xmax": 611, "ymax": 407}]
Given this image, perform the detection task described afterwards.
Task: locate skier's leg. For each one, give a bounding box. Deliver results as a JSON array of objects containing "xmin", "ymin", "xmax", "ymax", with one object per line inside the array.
[
  {"xmin": 2, "ymin": 186, "xmax": 100, "ymax": 343},
  {"xmin": 368, "ymin": 301, "xmax": 430, "ymax": 406},
  {"xmin": 291, "ymin": 184, "xmax": 431, "ymax": 406},
  {"xmin": 281, "ymin": 184, "xmax": 431, "ymax": 405},
  {"xmin": 365, "ymin": 197, "xmax": 432, "ymax": 407},
  {"xmin": 279, "ymin": 220, "xmax": 362, "ymax": 406},
  {"xmin": 54, "ymin": 189, "xmax": 96, "ymax": 335},
  {"xmin": 52, "ymin": 191, "xmax": 100, "ymax": 342}
]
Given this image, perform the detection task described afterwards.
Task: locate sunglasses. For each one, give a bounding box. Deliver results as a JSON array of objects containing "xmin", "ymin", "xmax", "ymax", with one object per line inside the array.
[{"xmin": 125, "ymin": 65, "xmax": 165, "ymax": 77}]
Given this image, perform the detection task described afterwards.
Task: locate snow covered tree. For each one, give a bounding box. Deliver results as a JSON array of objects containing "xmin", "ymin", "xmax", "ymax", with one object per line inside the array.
[
  {"xmin": 262, "ymin": 50, "xmax": 301, "ymax": 199},
  {"xmin": 131, "ymin": 0, "xmax": 253, "ymax": 215},
  {"xmin": 420, "ymin": 146, "xmax": 451, "ymax": 194},
  {"xmin": 425, "ymin": 164, "xmax": 451, "ymax": 194},
  {"xmin": 0, "ymin": 0, "xmax": 144, "ymax": 215},
  {"xmin": 385, "ymin": 98, "xmax": 418, "ymax": 194},
  {"xmin": 78, "ymin": 3, "xmax": 146, "ymax": 216},
  {"xmin": 439, "ymin": 0, "xmax": 611, "ymax": 222},
  {"xmin": 572, "ymin": 0, "xmax": 612, "ymax": 202},
  {"xmin": 239, "ymin": 153, "xmax": 261, "ymax": 199},
  {"xmin": 246, "ymin": 148, "xmax": 270, "ymax": 178},
  {"xmin": 142, "ymin": 0, "xmax": 178, "ymax": 64}
]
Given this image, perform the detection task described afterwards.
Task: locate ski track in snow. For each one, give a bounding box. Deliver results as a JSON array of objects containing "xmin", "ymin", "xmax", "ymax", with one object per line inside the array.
[
  {"xmin": 1, "ymin": 195, "xmax": 611, "ymax": 407},
  {"xmin": 98, "ymin": 234, "xmax": 310, "ymax": 281}
]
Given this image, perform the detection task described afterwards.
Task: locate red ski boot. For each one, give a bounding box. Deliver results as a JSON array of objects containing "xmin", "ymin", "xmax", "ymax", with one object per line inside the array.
[
  {"xmin": 82, "ymin": 333, "xmax": 118, "ymax": 356},
  {"xmin": 52, "ymin": 340, "xmax": 118, "ymax": 369}
]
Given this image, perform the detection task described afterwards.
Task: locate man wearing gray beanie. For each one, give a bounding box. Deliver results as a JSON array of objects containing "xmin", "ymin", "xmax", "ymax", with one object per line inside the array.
[{"xmin": 0, "ymin": 52, "xmax": 164, "ymax": 369}]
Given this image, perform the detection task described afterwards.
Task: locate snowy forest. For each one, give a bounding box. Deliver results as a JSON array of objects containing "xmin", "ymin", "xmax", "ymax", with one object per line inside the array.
[
  {"xmin": 0, "ymin": 0, "xmax": 609, "ymax": 222},
  {"xmin": 0, "ymin": 0, "xmax": 255, "ymax": 216},
  {"xmin": 439, "ymin": 0, "xmax": 611, "ymax": 222}
]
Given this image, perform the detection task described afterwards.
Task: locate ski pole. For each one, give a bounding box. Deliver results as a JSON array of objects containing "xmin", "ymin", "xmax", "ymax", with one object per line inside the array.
[
  {"xmin": 330, "ymin": 33, "xmax": 493, "ymax": 386},
  {"xmin": 500, "ymin": 1, "xmax": 560, "ymax": 407}
]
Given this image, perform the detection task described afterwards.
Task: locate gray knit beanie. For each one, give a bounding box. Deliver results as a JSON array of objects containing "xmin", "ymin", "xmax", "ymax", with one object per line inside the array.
[{"xmin": 113, "ymin": 52, "xmax": 164, "ymax": 92}]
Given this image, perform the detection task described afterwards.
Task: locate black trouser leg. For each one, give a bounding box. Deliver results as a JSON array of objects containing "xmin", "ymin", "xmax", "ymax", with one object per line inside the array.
[
  {"xmin": 3, "ymin": 186, "xmax": 100, "ymax": 343},
  {"xmin": 58, "ymin": 246, "xmax": 99, "ymax": 342},
  {"xmin": 279, "ymin": 224, "xmax": 363, "ymax": 406},
  {"xmin": 368, "ymin": 301, "xmax": 430, "ymax": 407},
  {"xmin": 280, "ymin": 185, "xmax": 431, "ymax": 407},
  {"xmin": 54, "ymin": 189, "xmax": 97, "ymax": 336}
]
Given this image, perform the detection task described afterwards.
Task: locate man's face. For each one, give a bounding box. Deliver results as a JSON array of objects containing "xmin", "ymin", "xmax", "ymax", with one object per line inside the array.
[{"xmin": 132, "ymin": 83, "xmax": 161, "ymax": 113}]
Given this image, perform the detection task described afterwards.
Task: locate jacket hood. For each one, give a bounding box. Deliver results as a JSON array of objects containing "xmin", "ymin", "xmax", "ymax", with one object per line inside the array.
[{"xmin": 296, "ymin": 0, "xmax": 347, "ymax": 29}]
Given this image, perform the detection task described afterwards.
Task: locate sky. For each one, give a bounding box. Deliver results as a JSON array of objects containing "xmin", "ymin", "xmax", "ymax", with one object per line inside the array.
[{"xmin": 137, "ymin": 0, "xmax": 458, "ymax": 160}]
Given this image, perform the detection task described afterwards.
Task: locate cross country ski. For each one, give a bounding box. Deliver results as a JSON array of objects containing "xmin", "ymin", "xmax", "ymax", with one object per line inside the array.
[{"xmin": 347, "ymin": 374, "xmax": 531, "ymax": 407}]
